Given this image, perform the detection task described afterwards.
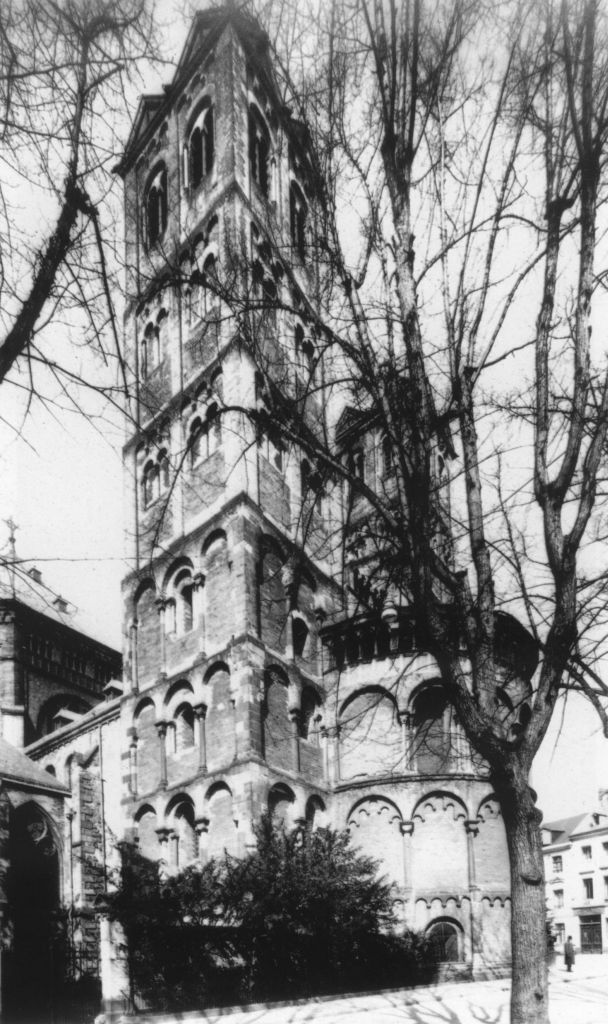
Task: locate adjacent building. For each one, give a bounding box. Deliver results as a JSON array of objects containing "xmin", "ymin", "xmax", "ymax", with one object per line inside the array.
[
  {"xmin": 543, "ymin": 804, "xmax": 608, "ymax": 954},
  {"xmin": 0, "ymin": 561, "xmax": 121, "ymax": 1021}
]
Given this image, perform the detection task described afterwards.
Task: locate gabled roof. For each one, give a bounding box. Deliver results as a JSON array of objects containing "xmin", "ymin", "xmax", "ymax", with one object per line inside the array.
[
  {"xmin": 334, "ymin": 406, "xmax": 377, "ymax": 447},
  {"xmin": 0, "ymin": 559, "xmax": 121, "ymax": 654},
  {"xmin": 0, "ymin": 737, "xmax": 69, "ymax": 795},
  {"xmin": 542, "ymin": 813, "xmax": 594, "ymax": 845}
]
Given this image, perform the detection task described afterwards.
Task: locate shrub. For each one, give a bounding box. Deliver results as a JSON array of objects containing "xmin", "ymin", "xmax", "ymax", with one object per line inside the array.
[{"xmin": 111, "ymin": 818, "xmax": 434, "ymax": 1010}]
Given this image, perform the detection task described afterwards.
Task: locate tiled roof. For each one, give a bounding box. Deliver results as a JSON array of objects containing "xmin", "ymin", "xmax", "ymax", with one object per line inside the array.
[
  {"xmin": 542, "ymin": 813, "xmax": 589, "ymax": 844},
  {"xmin": 0, "ymin": 559, "xmax": 118, "ymax": 650},
  {"xmin": 0, "ymin": 736, "xmax": 68, "ymax": 794}
]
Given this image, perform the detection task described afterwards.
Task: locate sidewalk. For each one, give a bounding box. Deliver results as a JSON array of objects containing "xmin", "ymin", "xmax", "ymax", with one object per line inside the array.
[{"xmin": 121, "ymin": 955, "xmax": 608, "ymax": 1024}]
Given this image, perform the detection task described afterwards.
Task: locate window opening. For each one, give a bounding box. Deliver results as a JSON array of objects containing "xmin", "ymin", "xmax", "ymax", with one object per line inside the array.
[
  {"xmin": 146, "ymin": 166, "xmax": 168, "ymax": 246},
  {"xmin": 249, "ymin": 106, "xmax": 270, "ymax": 196},
  {"xmin": 290, "ymin": 182, "xmax": 307, "ymax": 258},
  {"xmin": 188, "ymin": 104, "xmax": 214, "ymax": 188}
]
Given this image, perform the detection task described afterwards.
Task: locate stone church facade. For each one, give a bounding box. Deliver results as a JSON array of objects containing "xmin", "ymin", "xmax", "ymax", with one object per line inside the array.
[{"xmin": 0, "ymin": 6, "xmax": 526, "ymax": 1020}]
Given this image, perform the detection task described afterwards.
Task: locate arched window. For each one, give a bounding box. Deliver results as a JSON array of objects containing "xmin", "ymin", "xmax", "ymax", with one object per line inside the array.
[
  {"xmin": 249, "ymin": 105, "xmax": 270, "ymax": 196},
  {"xmin": 412, "ymin": 685, "xmax": 451, "ymax": 773},
  {"xmin": 141, "ymin": 322, "xmax": 159, "ymax": 377},
  {"xmin": 295, "ymin": 324, "xmax": 315, "ymax": 380},
  {"xmin": 290, "ymin": 182, "xmax": 307, "ymax": 258},
  {"xmin": 174, "ymin": 800, "xmax": 197, "ymax": 867},
  {"xmin": 142, "ymin": 449, "xmax": 170, "ymax": 508},
  {"xmin": 165, "ymin": 597, "xmax": 177, "ymax": 635},
  {"xmin": 292, "ymin": 616, "xmax": 309, "ymax": 658},
  {"xmin": 174, "ymin": 703, "xmax": 195, "ymax": 750},
  {"xmin": 191, "ymin": 251, "xmax": 218, "ymax": 319},
  {"xmin": 348, "ymin": 447, "xmax": 365, "ymax": 482},
  {"xmin": 189, "ymin": 404, "xmax": 222, "ymax": 467},
  {"xmin": 146, "ymin": 165, "xmax": 168, "ymax": 247},
  {"xmin": 258, "ymin": 430, "xmax": 284, "ymax": 473},
  {"xmin": 201, "ymin": 253, "xmax": 218, "ymax": 313},
  {"xmin": 142, "ymin": 461, "xmax": 158, "ymax": 508},
  {"xmin": 426, "ymin": 920, "xmax": 463, "ymax": 963},
  {"xmin": 158, "ymin": 450, "xmax": 170, "ymax": 493},
  {"xmin": 299, "ymin": 686, "xmax": 321, "ymax": 742},
  {"xmin": 187, "ymin": 102, "xmax": 214, "ymax": 188},
  {"xmin": 166, "ymin": 566, "xmax": 194, "ymax": 636}
]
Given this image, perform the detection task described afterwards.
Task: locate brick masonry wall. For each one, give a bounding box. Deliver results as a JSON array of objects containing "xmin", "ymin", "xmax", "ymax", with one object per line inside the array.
[
  {"xmin": 134, "ymin": 702, "xmax": 161, "ymax": 795},
  {"xmin": 263, "ymin": 671, "xmax": 293, "ymax": 772},
  {"xmin": 135, "ymin": 585, "xmax": 161, "ymax": 687},
  {"xmin": 259, "ymin": 458, "xmax": 291, "ymax": 530},
  {"xmin": 206, "ymin": 666, "xmax": 236, "ymax": 772}
]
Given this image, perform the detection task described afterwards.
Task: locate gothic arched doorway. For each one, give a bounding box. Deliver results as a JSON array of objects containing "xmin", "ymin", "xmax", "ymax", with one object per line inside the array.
[{"xmin": 5, "ymin": 802, "xmax": 62, "ymax": 1024}]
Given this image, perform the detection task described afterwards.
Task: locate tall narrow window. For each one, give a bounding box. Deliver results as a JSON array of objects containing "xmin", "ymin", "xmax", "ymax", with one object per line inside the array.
[
  {"xmin": 348, "ymin": 447, "xmax": 365, "ymax": 482},
  {"xmin": 188, "ymin": 103, "xmax": 214, "ymax": 189},
  {"xmin": 158, "ymin": 451, "xmax": 170, "ymax": 493},
  {"xmin": 174, "ymin": 569, "xmax": 194, "ymax": 634},
  {"xmin": 249, "ymin": 105, "xmax": 270, "ymax": 196},
  {"xmin": 142, "ymin": 462, "xmax": 158, "ymax": 508},
  {"xmin": 142, "ymin": 323, "xmax": 159, "ymax": 377},
  {"xmin": 146, "ymin": 166, "xmax": 168, "ymax": 247},
  {"xmin": 290, "ymin": 182, "xmax": 307, "ymax": 258}
]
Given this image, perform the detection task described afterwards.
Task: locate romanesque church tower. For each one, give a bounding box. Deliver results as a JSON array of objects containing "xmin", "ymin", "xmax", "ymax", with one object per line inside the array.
[
  {"xmin": 115, "ymin": 5, "xmax": 521, "ymax": 975},
  {"xmin": 116, "ymin": 5, "xmax": 335, "ymax": 870}
]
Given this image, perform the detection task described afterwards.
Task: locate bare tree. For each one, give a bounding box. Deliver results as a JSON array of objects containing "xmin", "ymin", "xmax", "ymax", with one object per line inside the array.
[
  {"xmin": 206, "ymin": 2, "xmax": 608, "ymax": 1022},
  {"xmin": 0, "ymin": 0, "xmax": 155, "ymax": 402}
]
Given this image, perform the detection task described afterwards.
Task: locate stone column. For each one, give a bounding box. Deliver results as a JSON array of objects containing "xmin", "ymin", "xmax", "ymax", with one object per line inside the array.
[
  {"xmin": 465, "ymin": 819, "xmax": 479, "ymax": 887},
  {"xmin": 320, "ymin": 726, "xmax": 330, "ymax": 783},
  {"xmin": 155, "ymin": 827, "xmax": 171, "ymax": 880},
  {"xmin": 400, "ymin": 820, "xmax": 415, "ymax": 900},
  {"xmin": 465, "ymin": 818, "xmax": 481, "ymax": 968},
  {"xmin": 127, "ymin": 727, "xmax": 138, "ymax": 796},
  {"xmin": 399, "ymin": 711, "xmax": 413, "ymax": 771},
  {"xmin": 128, "ymin": 618, "xmax": 139, "ymax": 694},
  {"xmin": 155, "ymin": 597, "xmax": 167, "ymax": 676},
  {"xmin": 195, "ymin": 816, "xmax": 209, "ymax": 864},
  {"xmin": 193, "ymin": 571, "xmax": 206, "ymax": 650},
  {"xmin": 333, "ymin": 724, "xmax": 341, "ymax": 782},
  {"xmin": 194, "ymin": 703, "xmax": 208, "ymax": 771},
  {"xmin": 288, "ymin": 707, "xmax": 301, "ymax": 772},
  {"xmin": 156, "ymin": 721, "xmax": 168, "ymax": 789},
  {"xmin": 170, "ymin": 831, "xmax": 179, "ymax": 869}
]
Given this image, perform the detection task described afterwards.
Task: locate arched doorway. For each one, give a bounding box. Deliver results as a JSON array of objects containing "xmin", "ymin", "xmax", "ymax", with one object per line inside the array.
[{"xmin": 5, "ymin": 802, "xmax": 62, "ymax": 1023}]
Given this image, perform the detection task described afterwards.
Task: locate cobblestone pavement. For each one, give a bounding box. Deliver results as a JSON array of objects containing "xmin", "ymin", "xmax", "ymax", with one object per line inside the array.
[{"xmin": 126, "ymin": 955, "xmax": 608, "ymax": 1024}]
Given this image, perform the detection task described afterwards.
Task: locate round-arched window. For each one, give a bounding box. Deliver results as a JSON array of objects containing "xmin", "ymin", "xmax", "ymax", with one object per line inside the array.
[{"xmin": 426, "ymin": 920, "xmax": 463, "ymax": 963}]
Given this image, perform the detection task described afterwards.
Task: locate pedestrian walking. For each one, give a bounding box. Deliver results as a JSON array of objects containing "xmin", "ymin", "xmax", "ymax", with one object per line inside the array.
[{"xmin": 564, "ymin": 936, "xmax": 575, "ymax": 972}]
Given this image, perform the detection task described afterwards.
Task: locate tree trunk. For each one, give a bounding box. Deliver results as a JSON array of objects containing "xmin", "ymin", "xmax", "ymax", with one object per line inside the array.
[{"xmin": 495, "ymin": 763, "xmax": 549, "ymax": 1024}]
